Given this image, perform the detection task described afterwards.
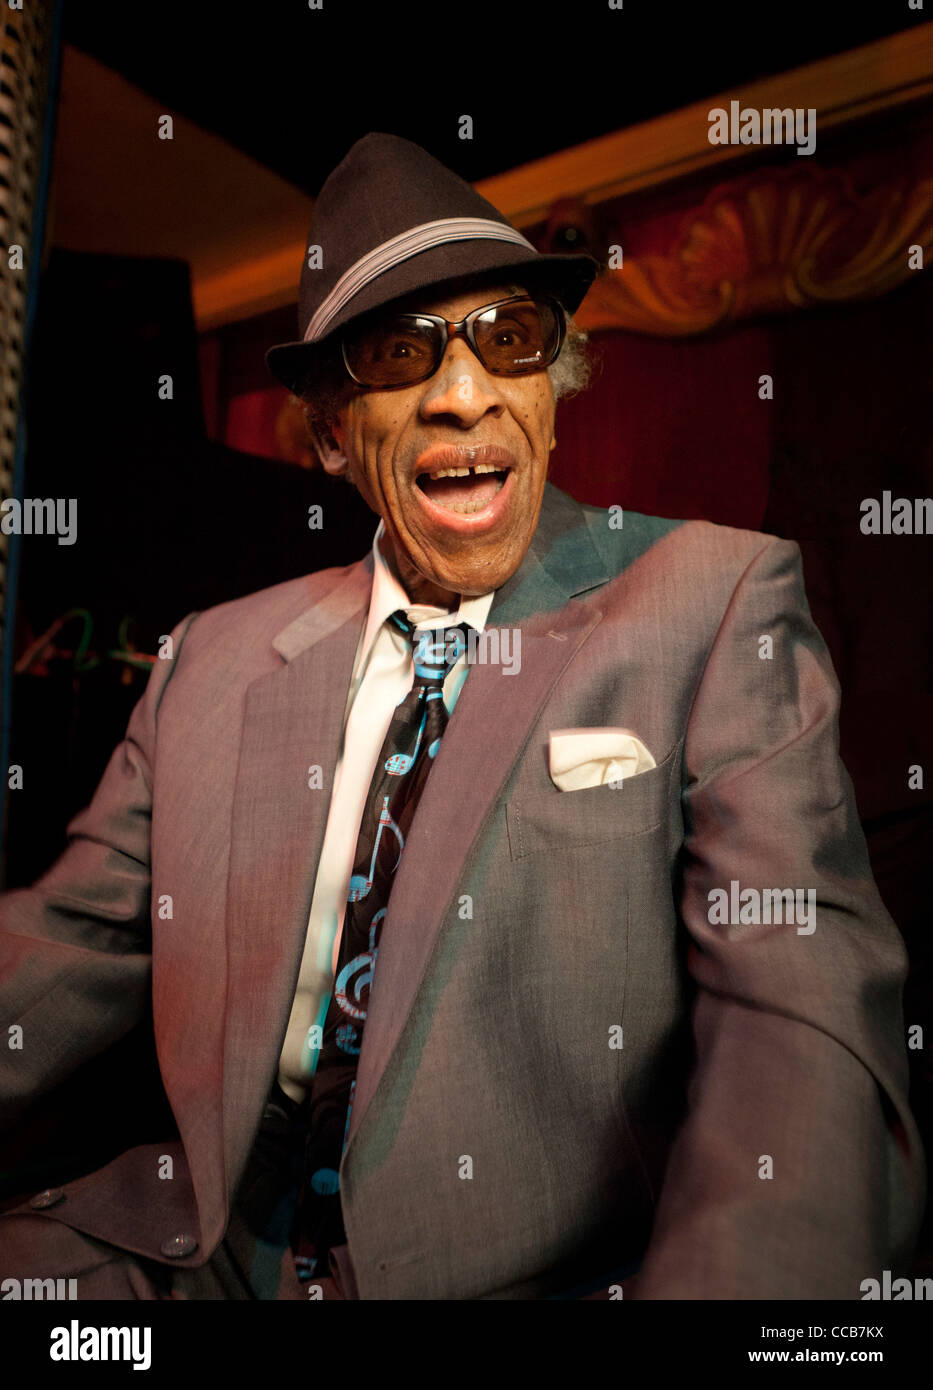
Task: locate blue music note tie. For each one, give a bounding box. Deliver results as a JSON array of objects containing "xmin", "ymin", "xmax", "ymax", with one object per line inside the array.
[{"xmin": 291, "ymin": 609, "xmax": 474, "ymax": 1284}]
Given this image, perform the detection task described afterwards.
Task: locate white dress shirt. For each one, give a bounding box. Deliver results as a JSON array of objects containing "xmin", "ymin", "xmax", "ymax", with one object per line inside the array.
[{"xmin": 277, "ymin": 519, "xmax": 495, "ymax": 1103}]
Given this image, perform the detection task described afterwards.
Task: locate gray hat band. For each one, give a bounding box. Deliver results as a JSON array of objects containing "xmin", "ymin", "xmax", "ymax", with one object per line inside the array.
[{"xmin": 304, "ymin": 216, "xmax": 537, "ymax": 343}]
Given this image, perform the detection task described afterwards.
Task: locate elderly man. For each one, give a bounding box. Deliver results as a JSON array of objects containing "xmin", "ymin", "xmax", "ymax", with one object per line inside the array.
[{"xmin": 0, "ymin": 133, "xmax": 924, "ymax": 1301}]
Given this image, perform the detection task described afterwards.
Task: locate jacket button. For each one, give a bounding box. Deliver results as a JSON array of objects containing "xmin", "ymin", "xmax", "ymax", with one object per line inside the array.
[
  {"xmin": 160, "ymin": 1233, "xmax": 199, "ymax": 1258},
  {"xmin": 29, "ymin": 1188, "xmax": 65, "ymax": 1209}
]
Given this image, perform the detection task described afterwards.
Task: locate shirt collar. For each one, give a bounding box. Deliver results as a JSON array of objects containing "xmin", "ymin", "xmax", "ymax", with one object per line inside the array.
[{"xmin": 360, "ymin": 517, "xmax": 494, "ymax": 662}]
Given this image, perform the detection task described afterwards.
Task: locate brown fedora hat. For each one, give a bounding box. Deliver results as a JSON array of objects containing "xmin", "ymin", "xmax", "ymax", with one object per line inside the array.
[{"xmin": 265, "ymin": 132, "xmax": 599, "ymax": 396}]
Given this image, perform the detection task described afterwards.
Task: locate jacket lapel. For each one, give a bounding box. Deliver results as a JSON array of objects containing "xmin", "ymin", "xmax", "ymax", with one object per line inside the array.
[
  {"xmin": 220, "ymin": 556, "xmax": 372, "ymax": 1183},
  {"xmin": 344, "ymin": 483, "xmax": 611, "ymax": 1158}
]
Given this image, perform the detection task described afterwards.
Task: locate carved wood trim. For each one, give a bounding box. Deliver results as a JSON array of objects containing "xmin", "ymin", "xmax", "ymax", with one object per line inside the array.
[{"xmin": 575, "ymin": 167, "xmax": 933, "ymax": 336}]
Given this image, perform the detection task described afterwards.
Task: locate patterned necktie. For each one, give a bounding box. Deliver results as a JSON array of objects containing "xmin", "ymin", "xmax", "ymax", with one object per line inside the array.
[{"xmin": 291, "ymin": 609, "xmax": 474, "ymax": 1285}]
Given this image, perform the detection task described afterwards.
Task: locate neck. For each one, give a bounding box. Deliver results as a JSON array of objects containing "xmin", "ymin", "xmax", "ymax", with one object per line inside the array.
[{"xmin": 379, "ymin": 530, "xmax": 460, "ymax": 609}]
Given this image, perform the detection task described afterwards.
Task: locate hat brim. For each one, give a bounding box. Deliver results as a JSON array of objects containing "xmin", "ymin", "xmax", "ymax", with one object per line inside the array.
[{"xmin": 265, "ymin": 240, "xmax": 599, "ymax": 396}]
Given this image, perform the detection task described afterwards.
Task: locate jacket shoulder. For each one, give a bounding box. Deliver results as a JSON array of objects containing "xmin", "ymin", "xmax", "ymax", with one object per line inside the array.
[
  {"xmin": 171, "ymin": 559, "xmax": 367, "ymax": 672},
  {"xmin": 578, "ymin": 500, "xmax": 792, "ymax": 582}
]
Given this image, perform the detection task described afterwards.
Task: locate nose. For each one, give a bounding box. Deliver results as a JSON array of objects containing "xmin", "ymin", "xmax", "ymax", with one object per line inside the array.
[{"xmin": 418, "ymin": 335, "xmax": 506, "ymax": 427}]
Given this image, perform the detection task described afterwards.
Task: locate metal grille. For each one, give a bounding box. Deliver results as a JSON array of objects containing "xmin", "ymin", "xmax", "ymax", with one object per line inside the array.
[{"xmin": 0, "ymin": 1, "xmax": 58, "ymax": 663}]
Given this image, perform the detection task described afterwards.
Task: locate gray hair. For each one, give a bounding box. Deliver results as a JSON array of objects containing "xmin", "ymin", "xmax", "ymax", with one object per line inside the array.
[{"xmin": 548, "ymin": 314, "xmax": 591, "ymax": 401}]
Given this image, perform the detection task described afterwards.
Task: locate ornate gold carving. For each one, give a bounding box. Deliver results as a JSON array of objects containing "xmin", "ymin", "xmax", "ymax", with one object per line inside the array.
[{"xmin": 576, "ymin": 167, "xmax": 933, "ymax": 337}]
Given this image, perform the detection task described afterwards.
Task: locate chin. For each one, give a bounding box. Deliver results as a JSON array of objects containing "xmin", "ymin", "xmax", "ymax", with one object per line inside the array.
[{"xmin": 446, "ymin": 566, "xmax": 512, "ymax": 597}]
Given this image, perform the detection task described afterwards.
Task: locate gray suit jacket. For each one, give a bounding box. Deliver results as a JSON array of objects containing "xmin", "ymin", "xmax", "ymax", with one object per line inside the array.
[{"xmin": 0, "ymin": 481, "xmax": 925, "ymax": 1298}]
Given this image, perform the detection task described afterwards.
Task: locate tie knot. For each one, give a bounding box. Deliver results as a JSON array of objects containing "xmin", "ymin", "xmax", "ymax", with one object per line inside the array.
[{"xmin": 389, "ymin": 610, "xmax": 472, "ymax": 687}]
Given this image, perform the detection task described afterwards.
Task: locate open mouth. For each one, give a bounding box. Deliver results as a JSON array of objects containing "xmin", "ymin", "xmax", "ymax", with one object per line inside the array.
[{"xmin": 415, "ymin": 462, "xmax": 511, "ymax": 515}]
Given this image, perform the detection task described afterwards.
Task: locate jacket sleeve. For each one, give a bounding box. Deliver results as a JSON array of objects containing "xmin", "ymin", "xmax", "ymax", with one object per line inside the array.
[
  {"xmin": 632, "ymin": 536, "xmax": 926, "ymax": 1299},
  {"xmin": 0, "ymin": 612, "xmax": 199, "ymax": 1126}
]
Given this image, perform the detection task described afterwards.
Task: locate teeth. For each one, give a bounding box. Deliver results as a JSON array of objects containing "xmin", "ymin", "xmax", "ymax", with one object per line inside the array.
[
  {"xmin": 431, "ymin": 478, "xmax": 507, "ymax": 514},
  {"xmin": 422, "ymin": 462, "xmax": 506, "ymax": 479}
]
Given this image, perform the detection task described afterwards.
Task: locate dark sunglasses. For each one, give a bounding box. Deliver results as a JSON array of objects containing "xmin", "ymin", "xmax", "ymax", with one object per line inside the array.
[{"xmin": 340, "ymin": 293, "xmax": 566, "ymax": 389}]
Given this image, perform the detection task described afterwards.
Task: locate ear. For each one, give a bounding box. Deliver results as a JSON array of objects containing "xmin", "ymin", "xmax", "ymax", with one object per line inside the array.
[{"xmin": 307, "ymin": 420, "xmax": 348, "ymax": 475}]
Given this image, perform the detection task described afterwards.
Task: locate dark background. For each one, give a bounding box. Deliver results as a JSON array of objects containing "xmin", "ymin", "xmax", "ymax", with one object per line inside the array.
[{"xmin": 66, "ymin": 1, "xmax": 917, "ymax": 191}]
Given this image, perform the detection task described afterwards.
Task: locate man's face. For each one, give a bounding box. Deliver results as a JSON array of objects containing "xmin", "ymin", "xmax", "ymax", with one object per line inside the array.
[{"xmin": 331, "ymin": 281, "xmax": 557, "ymax": 604}]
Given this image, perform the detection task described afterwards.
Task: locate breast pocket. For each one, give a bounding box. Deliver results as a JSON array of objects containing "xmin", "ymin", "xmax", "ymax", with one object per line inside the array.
[{"xmin": 505, "ymin": 741, "xmax": 680, "ymax": 861}]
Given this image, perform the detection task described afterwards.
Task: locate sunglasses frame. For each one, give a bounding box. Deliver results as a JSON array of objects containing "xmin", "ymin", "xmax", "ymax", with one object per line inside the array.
[{"xmin": 340, "ymin": 293, "xmax": 566, "ymax": 388}]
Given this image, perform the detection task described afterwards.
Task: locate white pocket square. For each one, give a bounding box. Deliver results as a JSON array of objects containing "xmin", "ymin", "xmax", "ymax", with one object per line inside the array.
[{"xmin": 548, "ymin": 727, "xmax": 657, "ymax": 791}]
